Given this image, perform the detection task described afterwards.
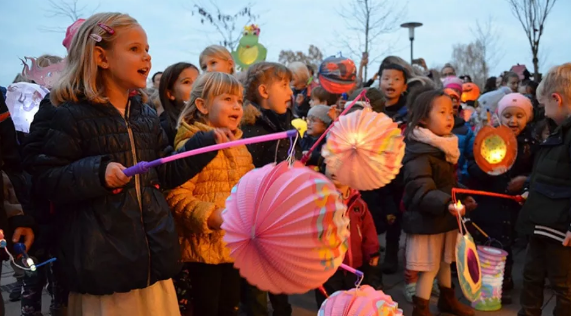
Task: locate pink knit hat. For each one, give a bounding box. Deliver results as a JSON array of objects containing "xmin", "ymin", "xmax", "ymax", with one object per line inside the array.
[
  {"xmin": 62, "ymin": 19, "xmax": 86, "ymax": 52},
  {"xmin": 443, "ymin": 76, "xmax": 463, "ymax": 94},
  {"xmin": 498, "ymin": 93, "xmax": 534, "ymax": 122}
]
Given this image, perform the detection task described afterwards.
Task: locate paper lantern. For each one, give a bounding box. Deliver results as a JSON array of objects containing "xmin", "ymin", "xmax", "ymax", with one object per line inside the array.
[
  {"xmin": 321, "ymin": 108, "xmax": 405, "ymax": 191},
  {"xmin": 455, "ymin": 212, "xmax": 482, "ymax": 303},
  {"xmin": 473, "ymin": 125, "xmax": 517, "ymax": 175},
  {"xmin": 221, "ymin": 161, "xmax": 350, "ymax": 294},
  {"xmin": 318, "ymin": 285, "xmax": 403, "ymax": 316},
  {"xmin": 291, "ymin": 118, "xmax": 307, "ymax": 137},
  {"xmin": 471, "ymin": 246, "xmax": 508, "ymax": 311},
  {"xmin": 5, "ymin": 83, "xmax": 49, "ymax": 133}
]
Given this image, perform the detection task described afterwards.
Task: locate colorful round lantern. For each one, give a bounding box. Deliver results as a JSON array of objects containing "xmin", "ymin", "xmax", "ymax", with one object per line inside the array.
[
  {"xmin": 471, "ymin": 246, "xmax": 508, "ymax": 311},
  {"xmin": 221, "ymin": 161, "xmax": 349, "ymax": 294},
  {"xmin": 318, "ymin": 285, "xmax": 403, "ymax": 316},
  {"xmin": 473, "ymin": 125, "xmax": 517, "ymax": 175}
]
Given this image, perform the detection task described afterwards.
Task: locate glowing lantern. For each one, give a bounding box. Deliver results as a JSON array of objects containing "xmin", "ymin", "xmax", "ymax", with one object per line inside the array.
[
  {"xmin": 473, "ymin": 125, "xmax": 517, "ymax": 175},
  {"xmin": 291, "ymin": 118, "xmax": 307, "ymax": 137}
]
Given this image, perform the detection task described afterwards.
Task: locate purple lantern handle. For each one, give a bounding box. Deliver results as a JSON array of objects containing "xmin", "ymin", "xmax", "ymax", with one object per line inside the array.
[{"xmin": 124, "ymin": 129, "xmax": 299, "ymax": 177}]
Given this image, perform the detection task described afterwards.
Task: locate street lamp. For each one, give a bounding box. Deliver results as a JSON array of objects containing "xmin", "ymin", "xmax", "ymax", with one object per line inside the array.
[{"xmin": 400, "ymin": 22, "xmax": 423, "ymax": 64}]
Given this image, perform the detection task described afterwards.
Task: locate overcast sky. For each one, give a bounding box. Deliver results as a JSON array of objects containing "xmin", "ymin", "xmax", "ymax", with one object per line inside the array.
[{"xmin": 1, "ymin": 0, "xmax": 569, "ymax": 86}]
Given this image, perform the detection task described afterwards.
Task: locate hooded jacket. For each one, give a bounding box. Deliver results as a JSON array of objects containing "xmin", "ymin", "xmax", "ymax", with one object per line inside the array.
[
  {"xmin": 343, "ymin": 190, "xmax": 380, "ymax": 268},
  {"xmin": 166, "ymin": 121, "xmax": 254, "ymax": 264}
]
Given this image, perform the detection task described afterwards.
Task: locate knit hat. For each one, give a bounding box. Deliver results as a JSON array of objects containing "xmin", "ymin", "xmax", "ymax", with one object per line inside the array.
[
  {"xmin": 307, "ymin": 105, "xmax": 333, "ymax": 125},
  {"xmin": 443, "ymin": 76, "xmax": 463, "ymax": 94},
  {"xmin": 461, "ymin": 82, "xmax": 480, "ymax": 103},
  {"xmin": 498, "ymin": 93, "xmax": 534, "ymax": 122},
  {"xmin": 444, "ymin": 88, "xmax": 460, "ymax": 100},
  {"xmin": 318, "ymin": 56, "xmax": 357, "ymax": 94},
  {"xmin": 477, "ymin": 86, "xmax": 511, "ymax": 117},
  {"xmin": 62, "ymin": 19, "xmax": 86, "ymax": 52},
  {"xmin": 349, "ymin": 87, "xmax": 385, "ymax": 113}
]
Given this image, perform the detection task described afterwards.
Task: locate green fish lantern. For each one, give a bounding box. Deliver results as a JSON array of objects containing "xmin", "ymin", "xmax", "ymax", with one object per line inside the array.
[{"xmin": 232, "ymin": 24, "xmax": 267, "ymax": 71}]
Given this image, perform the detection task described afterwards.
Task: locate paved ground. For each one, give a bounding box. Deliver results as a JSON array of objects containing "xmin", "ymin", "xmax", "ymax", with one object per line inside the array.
[{"xmin": 0, "ymin": 233, "xmax": 557, "ymax": 315}]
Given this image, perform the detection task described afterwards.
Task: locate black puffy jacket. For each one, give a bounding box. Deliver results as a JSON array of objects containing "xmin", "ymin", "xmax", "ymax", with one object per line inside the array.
[
  {"xmin": 401, "ymin": 139, "xmax": 459, "ymax": 235},
  {"xmin": 34, "ymin": 96, "xmax": 218, "ymax": 295}
]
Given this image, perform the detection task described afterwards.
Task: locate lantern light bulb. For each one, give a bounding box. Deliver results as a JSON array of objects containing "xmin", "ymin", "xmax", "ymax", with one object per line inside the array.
[{"xmin": 456, "ymin": 201, "xmax": 463, "ymax": 209}]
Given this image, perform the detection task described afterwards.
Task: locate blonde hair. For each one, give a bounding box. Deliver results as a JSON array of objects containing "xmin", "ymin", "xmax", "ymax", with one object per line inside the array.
[
  {"xmin": 199, "ymin": 45, "xmax": 235, "ymax": 74},
  {"xmin": 538, "ymin": 63, "xmax": 571, "ymax": 104},
  {"xmin": 288, "ymin": 62, "xmax": 310, "ymax": 85},
  {"xmin": 37, "ymin": 54, "xmax": 64, "ymax": 67},
  {"xmin": 50, "ymin": 12, "xmax": 140, "ymax": 106},
  {"xmin": 178, "ymin": 72, "xmax": 242, "ymax": 127}
]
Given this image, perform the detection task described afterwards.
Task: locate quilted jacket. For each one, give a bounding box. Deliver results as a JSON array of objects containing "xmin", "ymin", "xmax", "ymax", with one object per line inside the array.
[
  {"xmin": 166, "ymin": 121, "xmax": 254, "ymax": 264},
  {"xmin": 34, "ymin": 96, "xmax": 218, "ymax": 295}
]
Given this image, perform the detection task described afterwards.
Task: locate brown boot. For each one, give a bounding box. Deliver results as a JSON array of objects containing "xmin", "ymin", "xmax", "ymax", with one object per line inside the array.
[
  {"xmin": 437, "ymin": 285, "xmax": 475, "ymax": 316},
  {"xmin": 412, "ymin": 296, "xmax": 434, "ymax": 316}
]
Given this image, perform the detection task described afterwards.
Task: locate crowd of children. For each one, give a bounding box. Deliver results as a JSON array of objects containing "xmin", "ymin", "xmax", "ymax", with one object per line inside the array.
[{"xmin": 0, "ymin": 10, "xmax": 569, "ymax": 316}]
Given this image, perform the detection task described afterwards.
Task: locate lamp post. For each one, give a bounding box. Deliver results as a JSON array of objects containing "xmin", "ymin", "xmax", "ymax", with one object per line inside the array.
[{"xmin": 400, "ymin": 22, "xmax": 423, "ymax": 64}]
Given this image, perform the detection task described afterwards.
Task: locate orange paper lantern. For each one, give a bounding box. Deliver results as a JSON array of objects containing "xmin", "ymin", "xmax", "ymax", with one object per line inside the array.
[{"xmin": 473, "ymin": 125, "xmax": 517, "ymax": 175}]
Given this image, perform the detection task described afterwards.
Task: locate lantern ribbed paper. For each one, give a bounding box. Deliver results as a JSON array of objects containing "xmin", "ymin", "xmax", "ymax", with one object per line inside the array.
[
  {"xmin": 471, "ymin": 246, "xmax": 508, "ymax": 311},
  {"xmin": 321, "ymin": 108, "xmax": 405, "ymax": 191},
  {"xmin": 221, "ymin": 161, "xmax": 350, "ymax": 294},
  {"xmin": 318, "ymin": 285, "xmax": 403, "ymax": 316}
]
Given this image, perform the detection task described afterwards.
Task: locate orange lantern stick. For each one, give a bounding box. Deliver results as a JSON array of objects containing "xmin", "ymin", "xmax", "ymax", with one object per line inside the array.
[{"xmin": 473, "ymin": 125, "xmax": 518, "ymax": 175}]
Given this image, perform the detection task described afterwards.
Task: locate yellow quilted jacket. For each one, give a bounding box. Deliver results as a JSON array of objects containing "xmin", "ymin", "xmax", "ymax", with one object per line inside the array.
[{"xmin": 166, "ymin": 121, "xmax": 254, "ymax": 264}]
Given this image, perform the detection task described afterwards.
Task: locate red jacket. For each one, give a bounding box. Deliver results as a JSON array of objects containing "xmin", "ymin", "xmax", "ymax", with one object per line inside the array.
[{"xmin": 344, "ymin": 190, "xmax": 380, "ymax": 268}]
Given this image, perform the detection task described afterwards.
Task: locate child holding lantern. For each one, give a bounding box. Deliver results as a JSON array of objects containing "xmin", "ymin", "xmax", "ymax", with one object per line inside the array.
[
  {"xmin": 401, "ymin": 88, "xmax": 476, "ymax": 316},
  {"xmin": 466, "ymin": 93, "xmax": 537, "ymax": 304}
]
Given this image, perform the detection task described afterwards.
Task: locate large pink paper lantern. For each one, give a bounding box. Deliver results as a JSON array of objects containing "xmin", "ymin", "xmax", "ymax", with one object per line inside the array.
[
  {"xmin": 318, "ymin": 285, "xmax": 404, "ymax": 316},
  {"xmin": 221, "ymin": 161, "xmax": 350, "ymax": 294},
  {"xmin": 321, "ymin": 108, "xmax": 405, "ymax": 191}
]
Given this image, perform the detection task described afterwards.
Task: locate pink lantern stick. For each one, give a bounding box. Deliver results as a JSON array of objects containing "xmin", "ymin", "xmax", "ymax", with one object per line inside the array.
[
  {"xmin": 124, "ymin": 129, "xmax": 298, "ymax": 177},
  {"xmin": 300, "ymin": 89, "xmax": 367, "ymax": 164},
  {"xmin": 339, "ymin": 263, "xmax": 364, "ymax": 278}
]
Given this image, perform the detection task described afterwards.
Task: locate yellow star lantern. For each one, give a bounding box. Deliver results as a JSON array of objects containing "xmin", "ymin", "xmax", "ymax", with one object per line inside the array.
[{"xmin": 473, "ymin": 125, "xmax": 518, "ymax": 175}]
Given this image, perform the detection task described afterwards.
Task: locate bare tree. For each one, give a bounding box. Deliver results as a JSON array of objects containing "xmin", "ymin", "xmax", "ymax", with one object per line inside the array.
[
  {"xmin": 507, "ymin": 0, "xmax": 557, "ymax": 80},
  {"xmin": 471, "ymin": 17, "xmax": 504, "ymax": 81},
  {"xmin": 192, "ymin": 1, "xmax": 259, "ymax": 51},
  {"xmin": 451, "ymin": 41, "xmax": 487, "ymax": 88},
  {"xmin": 337, "ymin": 0, "xmax": 406, "ymax": 78},
  {"xmin": 41, "ymin": 0, "xmax": 99, "ymax": 32},
  {"xmin": 278, "ymin": 45, "xmax": 324, "ymax": 69}
]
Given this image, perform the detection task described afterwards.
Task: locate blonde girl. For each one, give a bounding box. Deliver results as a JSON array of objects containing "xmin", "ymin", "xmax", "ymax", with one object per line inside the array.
[
  {"xmin": 167, "ymin": 72, "xmax": 253, "ymax": 316},
  {"xmin": 36, "ymin": 12, "xmax": 229, "ymax": 316},
  {"xmin": 199, "ymin": 45, "xmax": 235, "ymax": 74}
]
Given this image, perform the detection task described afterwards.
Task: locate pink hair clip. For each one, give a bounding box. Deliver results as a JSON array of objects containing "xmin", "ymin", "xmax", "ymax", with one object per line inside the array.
[
  {"xmin": 97, "ymin": 22, "xmax": 115, "ymax": 35},
  {"xmin": 90, "ymin": 34, "xmax": 102, "ymax": 42}
]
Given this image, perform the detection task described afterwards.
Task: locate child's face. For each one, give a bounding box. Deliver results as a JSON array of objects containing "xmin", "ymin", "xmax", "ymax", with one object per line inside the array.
[
  {"xmin": 500, "ymin": 106, "xmax": 527, "ymax": 136},
  {"xmin": 206, "ymin": 93, "xmax": 244, "ymax": 131},
  {"xmin": 306, "ymin": 115, "xmax": 327, "ymax": 136},
  {"xmin": 291, "ymin": 75, "xmax": 307, "ymax": 90},
  {"xmin": 380, "ymin": 69, "xmax": 407, "ymax": 102},
  {"xmin": 423, "ymin": 96, "xmax": 454, "ymax": 136},
  {"xmin": 265, "ymin": 79, "xmax": 293, "ymax": 115},
  {"xmin": 168, "ymin": 67, "xmax": 199, "ymax": 103},
  {"xmin": 449, "ymin": 93, "xmax": 461, "ymax": 115},
  {"xmin": 507, "ymin": 77, "xmax": 520, "ymax": 93},
  {"xmin": 543, "ymin": 92, "xmax": 569, "ymax": 125},
  {"xmin": 153, "ymin": 73, "xmax": 162, "ymax": 89},
  {"xmin": 100, "ymin": 25, "xmax": 151, "ymax": 90},
  {"xmin": 541, "ymin": 126, "xmax": 550, "ymax": 141},
  {"xmin": 309, "ymin": 97, "xmax": 326, "ymax": 107},
  {"xmin": 441, "ymin": 67, "xmax": 455, "ymax": 78},
  {"xmin": 200, "ymin": 56, "xmax": 233, "ymax": 74}
]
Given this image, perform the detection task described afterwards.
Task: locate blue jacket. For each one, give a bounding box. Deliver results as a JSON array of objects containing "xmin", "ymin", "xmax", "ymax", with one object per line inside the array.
[
  {"xmin": 452, "ymin": 116, "xmax": 474, "ymax": 184},
  {"xmin": 0, "ymin": 86, "xmax": 6, "ymax": 100}
]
